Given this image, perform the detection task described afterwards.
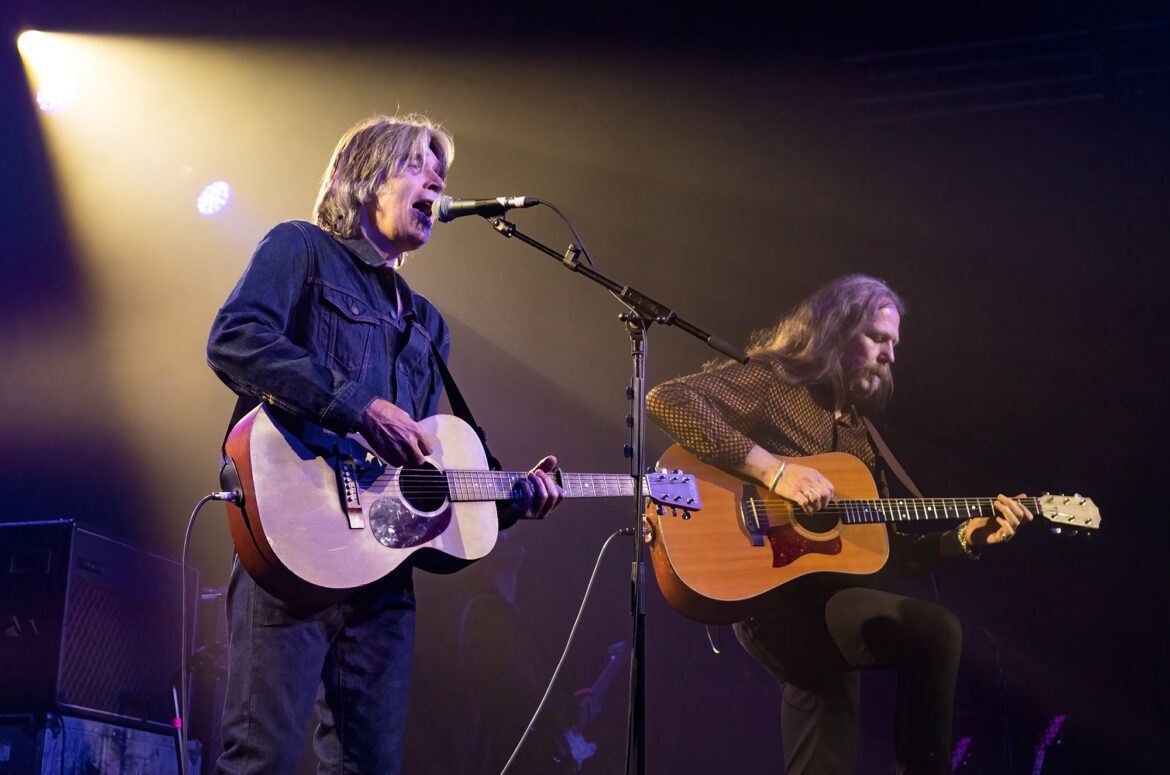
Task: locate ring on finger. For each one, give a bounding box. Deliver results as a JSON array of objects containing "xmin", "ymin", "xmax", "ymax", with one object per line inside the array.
[{"xmin": 806, "ymin": 487, "xmax": 818, "ymax": 500}]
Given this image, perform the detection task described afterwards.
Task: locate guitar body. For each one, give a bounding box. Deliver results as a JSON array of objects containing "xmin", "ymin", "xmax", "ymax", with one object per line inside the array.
[
  {"xmin": 646, "ymin": 445, "xmax": 890, "ymax": 624},
  {"xmin": 225, "ymin": 404, "xmax": 498, "ymax": 607}
]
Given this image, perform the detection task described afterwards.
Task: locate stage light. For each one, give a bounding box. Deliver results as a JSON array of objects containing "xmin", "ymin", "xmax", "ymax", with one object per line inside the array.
[
  {"xmin": 35, "ymin": 72, "xmax": 77, "ymax": 113},
  {"xmin": 197, "ymin": 181, "xmax": 233, "ymax": 216},
  {"xmin": 16, "ymin": 30, "xmax": 47, "ymax": 58},
  {"xmin": 18, "ymin": 31, "xmax": 81, "ymax": 113}
]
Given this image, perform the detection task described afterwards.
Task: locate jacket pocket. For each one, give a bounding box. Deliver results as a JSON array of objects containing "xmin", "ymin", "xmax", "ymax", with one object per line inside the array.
[{"xmin": 320, "ymin": 284, "xmax": 379, "ymax": 378}]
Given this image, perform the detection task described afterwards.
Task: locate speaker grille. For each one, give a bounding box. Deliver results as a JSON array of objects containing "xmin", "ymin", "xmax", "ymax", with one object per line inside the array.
[{"xmin": 0, "ymin": 522, "xmax": 197, "ymax": 729}]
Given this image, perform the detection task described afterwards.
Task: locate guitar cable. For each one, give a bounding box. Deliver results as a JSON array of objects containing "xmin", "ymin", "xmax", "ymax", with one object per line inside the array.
[
  {"xmin": 704, "ymin": 624, "xmax": 723, "ymax": 655},
  {"xmin": 177, "ymin": 485, "xmax": 241, "ymax": 775},
  {"xmin": 499, "ymin": 527, "xmax": 632, "ymax": 775}
]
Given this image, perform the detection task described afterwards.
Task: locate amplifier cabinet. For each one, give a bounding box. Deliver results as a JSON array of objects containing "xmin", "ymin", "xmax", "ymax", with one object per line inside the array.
[{"xmin": 0, "ymin": 521, "xmax": 198, "ymax": 731}]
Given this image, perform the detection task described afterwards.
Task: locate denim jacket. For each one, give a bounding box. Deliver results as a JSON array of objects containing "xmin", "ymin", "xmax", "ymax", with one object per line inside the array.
[{"xmin": 207, "ymin": 220, "xmax": 450, "ymax": 435}]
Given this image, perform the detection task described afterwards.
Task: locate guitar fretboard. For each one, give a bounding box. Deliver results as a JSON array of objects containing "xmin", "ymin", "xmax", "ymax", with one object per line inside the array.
[
  {"xmin": 749, "ymin": 496, "xmax": 1044, "ymax": 527},
  {"xmin": 445, "ymin": 471, "xmax": 637, "ymax": 502},
  {"xmin": 837, "ymin": 496, "xmax": 1042, "ymax": 524}
]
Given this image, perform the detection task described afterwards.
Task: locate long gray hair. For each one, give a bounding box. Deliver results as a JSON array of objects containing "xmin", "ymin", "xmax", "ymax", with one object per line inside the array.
[
  {"xmin": 748, "ymin": 274, "xmax": 904, "ymax": 411},
  {"xmin": 313, "ymin": 113, "xmax": 454, "ymax": 239}
]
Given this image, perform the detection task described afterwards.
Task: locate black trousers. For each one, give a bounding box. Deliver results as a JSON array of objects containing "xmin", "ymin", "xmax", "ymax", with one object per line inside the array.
[{"xmin": 734, "ymin": 586, "xmax": 962, "ymax": 775}]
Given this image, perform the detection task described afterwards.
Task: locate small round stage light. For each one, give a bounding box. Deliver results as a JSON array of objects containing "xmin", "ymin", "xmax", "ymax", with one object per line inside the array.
[
  {"xmin": 34, "ymin": 73, "xmax": 77, "ymax": 113},
  {"xmin": 197, "ymin": 181, "xmax": 233, "ymax": 217}
]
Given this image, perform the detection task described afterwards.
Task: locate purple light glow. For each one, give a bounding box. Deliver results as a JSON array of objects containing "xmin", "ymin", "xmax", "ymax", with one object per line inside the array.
[{"xmin": 197, "ymin": 181, "xmax": 232, "ymax": 217}]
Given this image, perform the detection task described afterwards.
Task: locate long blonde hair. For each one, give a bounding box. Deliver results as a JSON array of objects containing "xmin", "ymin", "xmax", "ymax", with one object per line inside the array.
[{"xmin": 313, "ymin": 113, "xmax": 454, "ymax": 238}]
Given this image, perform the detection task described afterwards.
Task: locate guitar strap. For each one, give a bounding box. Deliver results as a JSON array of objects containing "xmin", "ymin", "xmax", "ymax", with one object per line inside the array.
[
  {"xmin": 862, "ymin": 416, "xmax": 924, "ymax": 499},
  {"xmin": 428, "ymin": 340, "xmax": 502, "ymax": 471}
]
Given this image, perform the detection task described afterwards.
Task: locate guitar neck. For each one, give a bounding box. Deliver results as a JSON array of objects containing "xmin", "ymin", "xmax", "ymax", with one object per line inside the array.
[
  {"xmin": 445, "ymin": 471, "xmax": 636, "ymax": 502},
  {"xmin": 836, "ymin": 496, "xmax": 1042, "ymax": 525}
]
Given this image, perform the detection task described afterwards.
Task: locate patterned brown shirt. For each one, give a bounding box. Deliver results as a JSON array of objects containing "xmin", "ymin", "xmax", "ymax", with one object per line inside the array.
[{"xmin": 647, "ymin": 354, "xmax": 945, "ymax": 574}]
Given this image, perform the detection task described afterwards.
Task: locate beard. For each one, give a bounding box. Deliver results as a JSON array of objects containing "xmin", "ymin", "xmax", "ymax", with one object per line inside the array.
[{"xmin": 847, "ymin": 363, "xmax": 894, "ymax": 415}]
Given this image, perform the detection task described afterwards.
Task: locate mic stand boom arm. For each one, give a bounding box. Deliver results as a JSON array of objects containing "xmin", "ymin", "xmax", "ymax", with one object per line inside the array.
[
  {"xmin": 485, "ymin": 216, "xmax": 747, "ymax": 775},
  {"xmin": 487, "ymin": 217, "xmax": 748, "ymax": 363}
]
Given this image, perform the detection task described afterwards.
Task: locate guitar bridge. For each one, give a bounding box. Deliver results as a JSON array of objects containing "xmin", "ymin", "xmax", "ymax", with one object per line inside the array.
[
  {"xmin": 740, "ymin": 485, "xmax": 766, "ymax": 547},
  {"xmin": 336, "ymin": 454, "xmax": 364, "ymax": 529}
]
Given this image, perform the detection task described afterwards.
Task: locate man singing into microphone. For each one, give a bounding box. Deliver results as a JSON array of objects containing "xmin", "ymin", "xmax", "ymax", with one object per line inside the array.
[{"xmin": 206, "ymin": 113, "xmax": 563, "ymax": 774}]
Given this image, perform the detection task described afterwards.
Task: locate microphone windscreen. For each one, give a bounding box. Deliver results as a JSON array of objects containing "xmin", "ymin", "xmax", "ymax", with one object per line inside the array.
[{"xmin": 433, "ymin": 194, "xmax": 455, "ymax": 223}]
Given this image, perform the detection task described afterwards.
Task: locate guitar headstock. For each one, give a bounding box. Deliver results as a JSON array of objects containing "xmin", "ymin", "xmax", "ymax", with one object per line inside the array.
[
  {"xmin": 644, "ymin": 469, "xmax": 702, "ymax": 516},
  {"xmin": 1035, "ymin": 494, "xmax": 1101, "ymax": 531}
]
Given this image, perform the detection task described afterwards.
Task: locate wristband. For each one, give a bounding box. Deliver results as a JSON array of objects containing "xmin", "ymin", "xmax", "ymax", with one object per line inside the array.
[{"xmin": 954, "ymin": 520, "xmax": 980, "ymax": 560}]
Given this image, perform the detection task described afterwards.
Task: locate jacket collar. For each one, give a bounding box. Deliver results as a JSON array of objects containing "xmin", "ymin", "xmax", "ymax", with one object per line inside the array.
[{"xmin": 338, "ymin": 233, "xmax": 391, "ymax": 268}]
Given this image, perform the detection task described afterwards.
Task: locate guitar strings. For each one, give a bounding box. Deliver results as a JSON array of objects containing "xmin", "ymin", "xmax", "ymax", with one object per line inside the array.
[
  {"xmin": 351, "ymin": 470, "xmax": 639, "ymax": 499},
  {"xmin": 743, "ymin": 497, "xmax": 1043, "ymax": 526},
  {"xmin": 346, "ymin": 468, "xmax": 1056, "ymax": 520}
]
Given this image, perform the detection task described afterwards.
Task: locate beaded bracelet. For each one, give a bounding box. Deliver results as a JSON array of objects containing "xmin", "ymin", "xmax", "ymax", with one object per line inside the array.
[
  {"xmin": 768, "ymin": 460, "xmax": 787, "ymax": 491},
  {"xmin": 955, "ymin": 520, "xmax": 980, "ymax": 560}
]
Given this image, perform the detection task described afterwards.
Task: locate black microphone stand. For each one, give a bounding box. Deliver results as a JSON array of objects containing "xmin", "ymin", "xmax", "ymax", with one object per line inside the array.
[{"xmin": 483, "ymin": 215, "xmax": 747, "ymax": 775}]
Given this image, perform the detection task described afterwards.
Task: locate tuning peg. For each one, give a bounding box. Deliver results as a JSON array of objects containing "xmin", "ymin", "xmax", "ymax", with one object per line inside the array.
[
  {"xmin": 671, "ymin": 508, "xmax": 678, "ymax": 517},
  {"xmin": 656, "ymin": 506, "xmax": 666, "ymax": 516},
  {"xmin": 623, "ymin": 444, "xmax": 632, "ymax": 459},
  {"xmin": 681, "ymin": 510, "xmax": 692, "ymax": 520},
  {"xmin": 1050, "ymin": 527, "xmax": 1062, "ymax": 535}
]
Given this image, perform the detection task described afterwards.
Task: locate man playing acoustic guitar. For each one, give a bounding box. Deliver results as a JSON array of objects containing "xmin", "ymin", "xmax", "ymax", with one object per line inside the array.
[
  {"xmin": 207, "ymin": 114, "xmax": 563, "ymax": 774},
  {"xmin": 646, "ymin": 274, "xmax": 1032, "ymax": 775}
]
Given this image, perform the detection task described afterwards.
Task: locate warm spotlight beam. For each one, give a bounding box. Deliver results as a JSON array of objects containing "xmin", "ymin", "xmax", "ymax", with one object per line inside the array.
[{"xmin": 17, "ymin": 30, "xmax": 82, "ymax": 113}]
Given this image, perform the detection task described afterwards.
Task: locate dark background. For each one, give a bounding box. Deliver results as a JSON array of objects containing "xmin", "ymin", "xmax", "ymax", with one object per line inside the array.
[{"xmin": 2, "ymin": 2, "xmax": 1166, "ymax": 772}]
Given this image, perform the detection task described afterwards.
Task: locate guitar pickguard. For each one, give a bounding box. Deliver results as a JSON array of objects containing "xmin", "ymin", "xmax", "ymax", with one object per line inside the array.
[
  {"xmin": 368, "ymin": 498, "xmax": 451, "ymax": 548},
  {"xmin": 767, "ymin": 524, "xmax": 842, "ymax": 567},
  {"xmin": 367, "ymin": 465, "xmax": 452, "ymax": 549}
]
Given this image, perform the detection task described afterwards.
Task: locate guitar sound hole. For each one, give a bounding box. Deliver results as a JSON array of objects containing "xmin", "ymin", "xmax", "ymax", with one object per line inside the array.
[
  {"xmin": 399, "ymin": 463, "xmax": 449, "ymax": 514},
  {"xmin": 791, "ymin": 511, "xmax": 840, "ymax": 535}
]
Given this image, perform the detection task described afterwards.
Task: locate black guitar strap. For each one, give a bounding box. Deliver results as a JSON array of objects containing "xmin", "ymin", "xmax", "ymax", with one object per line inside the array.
[
  {"xmin": 428, "ymin": 340, "xmax": 502, "ymax": 471},
  {"xmin": 862, "ymin": 416, "xmax": 924, "ymax": 499}
]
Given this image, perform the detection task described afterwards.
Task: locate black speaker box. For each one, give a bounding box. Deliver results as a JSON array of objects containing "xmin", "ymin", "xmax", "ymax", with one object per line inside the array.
[{"xmin": 0, "ymin": 521, "xmax": 198, "ymax": 731}]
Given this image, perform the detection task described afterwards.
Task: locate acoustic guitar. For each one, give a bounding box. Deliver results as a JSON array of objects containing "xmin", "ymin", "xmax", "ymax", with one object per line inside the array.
[
  {"xmin": 644, "ymin": 444, "xmax": 1100, "ymax": 624},
  {"xmin": 223, "ymin": 404, "xmax": 701, "ymax": 606}
]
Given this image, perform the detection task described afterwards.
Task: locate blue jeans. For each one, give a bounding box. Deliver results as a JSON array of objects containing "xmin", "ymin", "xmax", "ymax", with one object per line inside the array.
[{"xmin": 216, "ymin": 556, "xmax": 416, "ymax": 774}]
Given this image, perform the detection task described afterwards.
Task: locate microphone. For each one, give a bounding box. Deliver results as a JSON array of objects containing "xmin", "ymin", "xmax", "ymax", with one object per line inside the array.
[{"xmin": 433, "ymin": 194, "xmax": 540, "ymax": 223}]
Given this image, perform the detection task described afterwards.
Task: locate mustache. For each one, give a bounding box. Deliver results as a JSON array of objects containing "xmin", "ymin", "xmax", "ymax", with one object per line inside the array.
[{"xmin": 858, "ymin": 363, "xmax": 891, "ymax": 379}]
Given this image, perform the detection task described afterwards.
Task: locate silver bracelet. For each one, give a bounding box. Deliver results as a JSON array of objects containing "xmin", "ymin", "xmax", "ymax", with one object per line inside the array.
[
  {"xmin": 954, "ymin": 520, "xmax": 980, "ymax": 560},
  {"xmin": 768, "ymin": 460, "xmax": 787, "ymax": 491}
]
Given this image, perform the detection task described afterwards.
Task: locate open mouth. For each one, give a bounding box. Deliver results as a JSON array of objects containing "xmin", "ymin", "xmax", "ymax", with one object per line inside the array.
[{"xmin": 412, "ymin": 198, "xmax": 434, "ymax": 222}]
